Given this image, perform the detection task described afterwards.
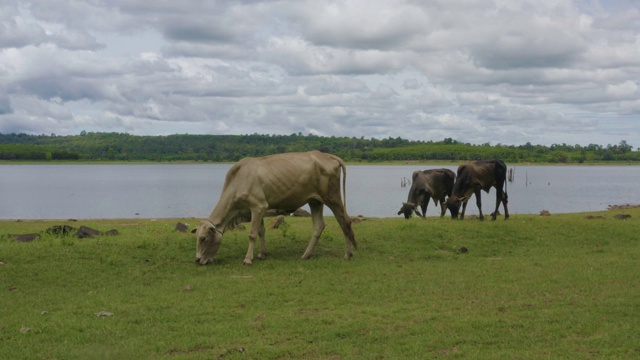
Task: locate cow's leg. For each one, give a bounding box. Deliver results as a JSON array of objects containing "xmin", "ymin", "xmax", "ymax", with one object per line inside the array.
[
  {"xmin": 244, "ymin": 210, "xmax": 265, "ymax": 266},
  {"xmin": 501, "ymin": 188, "xmax": 510, "ymax": 220},
  {"xmin": 257, "ymin": 219, "xmax": 267, "ymax": 260},
  {"xmin": 475, "ymin": 188, "xmax": 484, "ymax": 221},
  {"xmin": 439, "ymin": 195, "xmax": 447, "ymax": 217},
  {"xmin": 460, "ymin": 199, "xmax": 469, "ymax": 220},
  {"xmin": 301, "ymin": 201, "xmax": 325, "ymax": 260},
  {"xmin": 325, "ymin": 201, "xmax": 356, "ymax": 260},
  {"xmin": 420, "ymin": 197, "xmax": 430, "ymax": 218},
  {"xmin": 491, "ymin": 183, "xmax": 510, "ymax": 221},
  {"xmin": 492, "ymin": 188, "xmax": 501, "ymax": 221}
]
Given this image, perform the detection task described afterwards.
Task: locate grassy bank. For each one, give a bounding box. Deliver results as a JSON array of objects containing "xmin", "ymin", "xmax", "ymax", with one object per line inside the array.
[{"xmin": 2, "ymin": 209, "xmax": 639, "ymax": 359}]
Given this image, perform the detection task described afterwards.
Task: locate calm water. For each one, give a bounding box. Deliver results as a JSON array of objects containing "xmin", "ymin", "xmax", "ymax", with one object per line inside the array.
[{"xmin": 0, "ymin": 164, "xmax": 638, "ymax": 220}]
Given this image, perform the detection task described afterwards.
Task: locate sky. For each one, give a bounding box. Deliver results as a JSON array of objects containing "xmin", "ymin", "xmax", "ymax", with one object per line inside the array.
[{"xmin": 1, "ymin": 0, "xmax": 639, "ymax": 148}]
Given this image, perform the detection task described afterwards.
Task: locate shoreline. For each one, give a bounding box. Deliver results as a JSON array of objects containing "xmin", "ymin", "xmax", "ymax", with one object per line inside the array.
[{"xmin": 2, "ymin": 204, "xmax": 638, "ymax": 223}]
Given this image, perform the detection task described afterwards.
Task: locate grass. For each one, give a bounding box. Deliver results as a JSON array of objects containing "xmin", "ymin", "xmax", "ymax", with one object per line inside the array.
[{"xmin": 1, "ymin": 209, "xmax": 639, "ymax": 359}]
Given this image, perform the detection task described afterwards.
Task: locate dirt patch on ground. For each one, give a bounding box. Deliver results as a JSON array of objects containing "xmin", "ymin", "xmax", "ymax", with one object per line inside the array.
[
  {"xmin": 585, "ymin": 215, "xmax": 606, "ymax": 220},
  {"xmin": 5, "ymin": 225, "xmax": 119, "ymax": 242}
]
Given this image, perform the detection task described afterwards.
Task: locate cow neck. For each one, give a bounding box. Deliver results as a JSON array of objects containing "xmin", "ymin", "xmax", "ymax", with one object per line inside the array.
[
  {"xmin": 203, "ymin": 218, "xmax": 223, "ymax": 235},
  {"xmin": 207, "ymin": 206, "xmax": 239, "ymax": 234}
]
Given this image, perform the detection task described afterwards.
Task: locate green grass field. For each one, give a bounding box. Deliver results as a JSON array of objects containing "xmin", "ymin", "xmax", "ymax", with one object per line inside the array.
[{"xmin": 2, "ymin": 208, "xmax": 639, "ymax": 359}]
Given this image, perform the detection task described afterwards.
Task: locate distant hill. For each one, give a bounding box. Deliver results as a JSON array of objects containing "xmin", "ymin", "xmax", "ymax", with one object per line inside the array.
[{"xmin": 0, "ymin": 132, "xmax": 637, "ymax": 163}]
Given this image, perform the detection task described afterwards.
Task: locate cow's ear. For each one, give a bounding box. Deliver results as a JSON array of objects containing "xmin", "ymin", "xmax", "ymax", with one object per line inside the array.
[{"xmin": 190, "ymin": 228, "xmax": 197, "ymax": 234}]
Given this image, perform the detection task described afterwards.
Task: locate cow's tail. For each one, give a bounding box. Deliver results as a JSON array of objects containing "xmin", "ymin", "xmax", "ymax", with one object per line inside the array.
[
  {"xmin": 341, "ymin": 160, "xmax": 347, "ymax": 208},
  {"xmin": 337, "ymin": 158, "xmax": 360, "ymax": 250},
  {"xmin": 504, "ymin": 172, "xmax": 508, "ymax": 202},
  {"xmin": 340, "ymin": 161, "xmax": 358, "ymax": 250},
  {"xmin": 500, "ymin": 160, "xmax": 508, "ymax": 202},
  {"xmin": 327, "ymin": 153, "xmax": 348, "ymax": 209}
]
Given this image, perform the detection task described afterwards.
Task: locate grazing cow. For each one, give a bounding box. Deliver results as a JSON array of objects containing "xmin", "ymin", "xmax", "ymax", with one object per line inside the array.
[
  {"xmin": 398, "ymin": 168, "xmax": 455, "ymax": 219},
  {"xmin": 446, "ymin": 159, "xmax": 509, "ymax": 221},
  {"xmin": 193, "ymin": 151, "xmax": 356, "ymax": 265}
]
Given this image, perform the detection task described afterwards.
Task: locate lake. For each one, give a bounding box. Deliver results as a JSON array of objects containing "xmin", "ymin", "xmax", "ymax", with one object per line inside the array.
[{"xmin": 1, "ymin": 164, "xmax": 638, "ymax": 220}]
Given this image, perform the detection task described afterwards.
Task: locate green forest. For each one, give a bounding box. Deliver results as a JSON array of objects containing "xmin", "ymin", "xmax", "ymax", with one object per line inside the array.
[{"xmin": 0, "ymin": 132, "xmax": 637, "ymax": 163}]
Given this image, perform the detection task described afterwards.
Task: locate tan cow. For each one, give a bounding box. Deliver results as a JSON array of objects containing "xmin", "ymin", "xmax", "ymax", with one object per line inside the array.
[{"xmin": 193, "ymin": 151, "xmax": 357, "ymax": 265}]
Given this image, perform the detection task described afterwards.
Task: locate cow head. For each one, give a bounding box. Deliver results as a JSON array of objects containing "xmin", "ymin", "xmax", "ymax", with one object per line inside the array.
[
  {"xmin": 397, "ymin": 202, "xmax": 420, "ymax": 219},
  {"xmin": 192, "ymin": 220, "xmax": 223, "ymax": 265},
  {"xmin": 445, "ymin": 196, "xmax": 466, "ymax": 220}
]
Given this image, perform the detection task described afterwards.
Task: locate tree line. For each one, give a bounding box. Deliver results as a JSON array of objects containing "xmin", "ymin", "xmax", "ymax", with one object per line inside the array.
[{"xmin": 0, "ymin": 132, "xmax": 637, "ymax": 163}]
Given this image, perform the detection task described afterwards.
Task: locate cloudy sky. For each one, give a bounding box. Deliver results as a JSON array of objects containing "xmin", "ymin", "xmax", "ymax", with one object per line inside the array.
[{"xmin": 1, "ymin": 0, "xmax": 639, "ymax": 147}]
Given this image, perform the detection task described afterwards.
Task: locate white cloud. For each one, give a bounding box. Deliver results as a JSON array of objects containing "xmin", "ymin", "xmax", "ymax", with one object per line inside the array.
[
  {"xmin": 0, "ymin": 0, "xmax": 638, "ymax": 148},
  {"xmin": 403, "ymin": 79, "xmax": 420, "ymax": 90},
  {"xmin": 606, "ymin": 81, "xmax": 638, "ymax": 99}
]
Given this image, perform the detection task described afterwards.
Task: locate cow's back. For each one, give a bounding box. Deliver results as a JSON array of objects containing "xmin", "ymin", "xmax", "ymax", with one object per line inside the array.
[
  {"xmin": 426, "ymin": 168, "xmax": 455, "ymax": 197},
  {"xmin": 456, "ymin": 160, "xmax": 504, "ymax": 193},
  {"xmin": 221, "ymin": 151, "xmax": 343, "ymax": 210},
  {"xmin": 409, "ymin": 169, "xmax": 454, "ymax": 200}
]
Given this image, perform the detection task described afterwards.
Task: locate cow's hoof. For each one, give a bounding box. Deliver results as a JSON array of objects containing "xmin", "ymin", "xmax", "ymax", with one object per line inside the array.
[
  {"xmin": 243, "ymin": 261, "xmax": 253, "ymax": 266},
  {"xmin": 195, "ymin": 258, "xmax": 212, "ymax": 265},
  {"xmin": 257, "ymin": 254, "xmax": 266, "ymax": 260}
]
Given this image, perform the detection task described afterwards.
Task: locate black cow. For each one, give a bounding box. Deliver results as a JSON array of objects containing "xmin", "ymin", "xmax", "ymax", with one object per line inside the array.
[
  {"xmin": 446, "ymin": 159, "xmax": 509, "ymax": 220},
  {"xmin": 398, "ymin": 168, "xmax": 455, "ymax": 219}
]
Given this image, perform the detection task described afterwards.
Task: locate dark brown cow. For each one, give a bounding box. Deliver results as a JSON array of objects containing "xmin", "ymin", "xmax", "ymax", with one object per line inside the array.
[
  {"xmin": 398, "ymin": 168, "xmax": 455, "ymax": 219},
  {"xmin": 446, "ymin": 159, "xmax": 509, "ymax": 221},
  {"xmin": 193, "ymin": 151, "xmax": 356, "ymax": 265}
]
